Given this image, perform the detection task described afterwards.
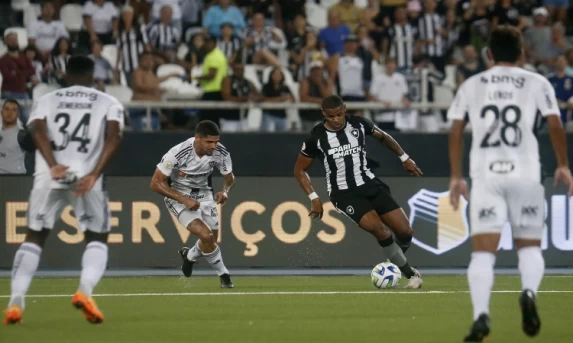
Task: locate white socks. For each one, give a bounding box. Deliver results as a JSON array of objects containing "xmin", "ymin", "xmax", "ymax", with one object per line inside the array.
[
  {"xmin": 202, "ymin": 245, "xmax": 229, "ymax": 276},
  {"xmin": 518, "ymin": 246, "xmax": 545, "ymax": 295},
  {"xmin": 467, "ymin": 251, "xmax": 496, "ymax": 321},
  {"xmin": 9, "ymin": 242, "xmax": 42, "ymax": 309},
  {"xmin": 186, "ymin": 240, "xmax": 203, "ymax": 262},
  {"xmin": 78, "ymin": 241, "xmax": 108, "ymax": 296}
]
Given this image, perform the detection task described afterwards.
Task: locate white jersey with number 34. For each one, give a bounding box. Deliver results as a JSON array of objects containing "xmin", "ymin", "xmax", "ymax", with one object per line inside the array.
[
  {"xmin": 27, "ymin": 85, "xmax": 125, "ymax": 188},
  {"xmin": 447, "ymin": 66, "xmax": 560, "ymax": 182}
]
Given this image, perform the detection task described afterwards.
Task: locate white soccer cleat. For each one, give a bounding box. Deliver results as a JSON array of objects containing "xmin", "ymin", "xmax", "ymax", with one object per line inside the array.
[{"xmin": 404, "ymin": 268, "xmax": 423, "ymax": 289}]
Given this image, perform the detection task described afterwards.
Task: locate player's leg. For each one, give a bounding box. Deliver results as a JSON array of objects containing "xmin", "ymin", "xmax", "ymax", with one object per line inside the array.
[
  {"xmin": 509, "ymin": 181, "xmax": 545, "ymax": 337},
  {"xmin": 333, "ymin": 196, "xmax": 422, "ymax": 288},
  {"xmin": 463, "ymin": 182, "xmax": 506, "ymax": 342},
  {"xmin": 70, "ymin": 190, "xmax": 110, "ymax": 324},
  {"xmin": 176, "ymin": 206, "xmax": 204, "ymax": 277},
  {"xmin": 200, "ymin": 202, "xmax": 232, "ymax": 287},
  {"xmin": 4, "ymin": 189, "xmax": 63, "ymax": 325}
]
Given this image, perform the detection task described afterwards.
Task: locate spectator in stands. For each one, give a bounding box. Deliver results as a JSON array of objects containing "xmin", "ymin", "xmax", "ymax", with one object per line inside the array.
[
  {"xmin": 148, "ymin": 0, "xmax": 183, "ymax": 34},
  {"xmin": 186, "ymin": 33, "xmax": 207, "ymax": 68},
  {"xmin": 490, "ymin": 0, "xmax": 526, "ymax": 31},
  {"xmin": 537, "ymin": 23, "xmax": 571, "ymax": 75},
  {"xmin": 237, "ymin": 0, "xmax": 274, "ymax": 27},
  {"xmin": 524, "ymin": 7, "xmax": 550, "ymax": 66},
  {"xmin": 382, "ymin": 6, "xmax": 420, "ymax": 71},
  {"xmin": 358, "ymin": 6, "xmax": 385, "ymax": 48},
  {"xmin": 292, "ymin": 31, "xmax": 330, "ymax": 82},
  {"xmin": 261, "ymin": 68, "xmax": 294, "ymax": 132},
  {"xmin": 274, "ymin": 0, "xmax": 306, "ymax": 32},
  {"xmin": 24, "ymin": 46, "xmax": 45, "ymax": 89},
  {"xmin": 566, "ymin": 49, "xmax": 573, "ymax": 76},
  {"xmin": 197, "ymin": 34, "xmax": 228, "ymax": 127},
  {"xmin": 180, "ymin": 0, "xmax": 204, "ymax": 33},
  {"xmin": 131, "ymin": 52, "xmax": 178, "ymax": 131},
  {"xmin": 0, "ymin": 33, "xmax": 35, "ymax": 122},
  {"xmin": 299, "ymin": 61, "xmax": 334, "ymax": 131},
  {"xmin": 220, "ymin": 63, "xmax": 261, "ymax": 132},
  {"xmin": 356, "ymin": 25, "xmax": 380, "ymax": 85},
  {"xmin": 407, "ymin": 0, "xmax": 422, "ymax": 26},
  {"xmin": 129, "ymin": 0, "xmax": 152, "ymax": 25},
  {"xmin": 82, "ymin": 0, "xmax": 119, "ymax": 49},
  {"xmin": 89, "ymin": 41, "xmax": 117, "ymax": 91},
  {"xmin": 117, "ymin": 5, "xmax": 150, "ymax": 88},
  {"xmin": 329, "ymin": 0, "xmax": 362, "ymax": 33},
  {"xmin": 203, "ymin": 0, "xmax": 246, "ymax": 37},
  {"xmin": 548, "ymin": 56, "xmax": 573, "ymax": 123},
  {"xmin": 49, "ymin": 37, "xmax": 71, "ymax": 87},
  {"xmin": 461, "ymin": 0, "xmax": 491, "ymax": 52},
  {"xmin": 338, "ymin": 35, "xmax": 367, "ymax": 105},
  {"xmin": 27, "ymin": 1, "xmax": 69, "ymax": 58},
  {"xmin": 147, "ymin": 6, "xmax": 181, "ymax": 64},
  {"xmin": 418, "ymin": 0, "xmax": 447, "ymax": 73},
  {"xmin": 443, "ymin": 9, "xmax": 461, "ymax": 63},
  {"xmin": 0, "ymin": 100, "xmax": 27, "ymax": 174},
  {"xmin": 456, "ymin": 45, "xmax": 485, "ymax": 87},
  {"xmin": 543, "ymin": 0, "xmax": 568, "ymax": 24},
  {"xmin": 319, "ymin": 12, "xmax": 351, "ymax": 57},
  {"xmin": 377, "ymin": 0, "xmax": 408, "ymax": 25},
  {"xmin": 217, "ymin": 23, "xmax": 241, "ymax": 65},
  {"xmin": 368, "ymin": 58, "xmax": 409, "ymax": 131},
  {"xmin": 287, "ymin": 15, "xmax": 310, "ymax": 80},
  {"xmin": 243, "ymin": 13, "xmax": 285, "ymax": 68},
  {"xmin": 403, "ymin": 54, "xmax": 444, "ymax": 132}
]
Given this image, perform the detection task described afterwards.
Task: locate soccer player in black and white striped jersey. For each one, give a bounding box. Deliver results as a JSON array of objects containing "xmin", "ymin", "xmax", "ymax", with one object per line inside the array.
[{"xmin": 294, "ymin": 95, "xmax": 424, "ymax": 289}]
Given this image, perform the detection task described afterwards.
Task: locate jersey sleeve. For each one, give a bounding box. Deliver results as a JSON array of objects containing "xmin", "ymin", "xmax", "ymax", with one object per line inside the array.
[
  {"xmin": 27, "ymin": 95, "xmax": 50, "ymax": 125},
  {"xmin": 447, "ymin": 84, "xmax": 469, "ymax": 121},
  {"xmin": 156, "ymin": 147, "xmax": 179, "ymax": 177},
  {"xmin": 535, "ymin": 78, "xmax": 560, "ymax": 117},
  {"xmin": 355, "ymin": 116, "xmax": 376, "ymax": 135},
  {"xmin": 107, "ymin": 98, "xmax": 125, "ymax": 130},
  {"xmin": 216, "ymin": 152, "xmax": 233, "ymax": 175},
  {"xmin": 300, "ymin": 135, "xmax": 321, "ymax": 158}
]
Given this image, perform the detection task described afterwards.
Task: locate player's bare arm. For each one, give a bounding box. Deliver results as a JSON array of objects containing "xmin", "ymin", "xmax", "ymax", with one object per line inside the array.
[
  {"xmin": 371, "ymin": 127, "xmax": 423, "ymax": 177},
  {"xmin": 215, "ymin": 173, "xmax": 235, "ymax": 205},
  {"xmin": 448, "ymin": 119, "xmax": 469, "ymax": 210},
  {"xmin": 29, "ymin": 118, "xmax": 68, "ymax": 179},
  {"xmin": 547, "ymin": 115, "xmax": 573, "ymax": 196},
  {"xmin": 74, "ymin": 121, "xmax": 122, "ymax": 196},
  {"xmin": 294, "ymin": 154, "xmax": 323, "ymax": 219},
  {"xmin": 149, "ymin": 168, "xmax": 200, "ymax": 210}
]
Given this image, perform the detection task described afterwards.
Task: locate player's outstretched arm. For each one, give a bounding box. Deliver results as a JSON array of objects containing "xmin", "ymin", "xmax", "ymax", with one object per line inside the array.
[
  {"xmin": 294, "ymin": 154, "xmax": 323, "ymax": 219},
  {"xmin": 30, "ymin": 119, "xmax": 68, "ymax": 179},
  {"xmin": 547, "ymin": 115, "xmax": 573, "ymax": 196},
  {"xmin": 214, "ymin": 173, "xmax": 235, "ymax": 205},
  {"xmin": 448, "ymin": 119, "xmax": 469, "ymax": 210},
  {"xmin": 371, "ymin": 127, "xmax": 423, "ymax": 177},
  {"xmin": 149, "ymin": 168, "xmax": 200, "ymax": 210}
]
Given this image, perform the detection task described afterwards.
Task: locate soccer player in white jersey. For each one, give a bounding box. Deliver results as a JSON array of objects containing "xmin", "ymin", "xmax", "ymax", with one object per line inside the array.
[
  {"xmin": 150, "ymin": 120, "xmax": 235, "ymax": 288},
  {"xmin": 448, "ymin": 27, "xmax": 573, "ymax": 342},
  {"xmin": 3, "ymin": 56, "xmax": 124, "ymax": 325}
]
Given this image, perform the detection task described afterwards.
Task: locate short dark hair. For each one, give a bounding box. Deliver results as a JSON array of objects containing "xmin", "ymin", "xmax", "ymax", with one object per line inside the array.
[
  {"xmin": 412, "ymin": 54, "xmax": 425, "ymax": 65},
  {"xmin": 2, "ymin": 99, "xmax": 20, "ymax": 110},
  {"xmin": 139, "ymin": 51, "xmax": 153, "ymax": 60},
  {"xmin": 321, "ymin": 95, "xmax": 344, "ymax": 110},
  {"xmin": 66, "ymin": 56, "xmax": 95, "ymax": 77},
  {"xmin": 488, "ymin": 26, "xmax": 522, "ymax": 64},
  {"xmin": 195, "ymin": 120, "xmax": 221, "ymax": 137}
]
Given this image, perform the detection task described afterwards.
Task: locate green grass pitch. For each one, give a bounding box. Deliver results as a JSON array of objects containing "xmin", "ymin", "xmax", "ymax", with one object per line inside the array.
[{"xmin": 1, "ymin": 275, "xmax": 572, "ymax": 342}]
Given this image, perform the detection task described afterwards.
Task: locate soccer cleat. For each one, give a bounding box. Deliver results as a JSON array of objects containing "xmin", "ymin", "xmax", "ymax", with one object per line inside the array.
[
  {"xmin": 463, "ymin": 313, "xmax": 490, "ymax": 342},
  {"xmin": 72, "ymin": 292, "xmax": 104, "ymax": 324},
  {"xmin": 220, "ymin": 274, "xmax": 234, "ymax": 288},
  {"xmin": 178, "ymin": 247, "xmax": 196, "ymax": 278},
  {"xmin": 520, "ymin": 289, "xmax": 541, "ymax": 337},
  {"xmin": 404, "ymin": 267, "xmax": 423, "ymax": 289},
  {"xmin": 3, "ymin": 305, "xmax": 23, "ymax": 325}
]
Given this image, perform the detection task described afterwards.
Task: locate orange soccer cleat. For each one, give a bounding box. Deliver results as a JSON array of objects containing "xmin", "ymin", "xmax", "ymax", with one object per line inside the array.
[
  {"xmin": 3, "ymin": 305, "xmax": 23, "ymax": 325},
  {"xmin": 72, "ymin": 292, "xmax": 104, "ymax": 324}
]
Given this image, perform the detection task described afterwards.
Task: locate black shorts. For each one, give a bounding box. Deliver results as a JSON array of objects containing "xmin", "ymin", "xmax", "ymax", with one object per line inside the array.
[{"xmin": 330, "ymin": 179, "xmax": 400, "ymax": 225}]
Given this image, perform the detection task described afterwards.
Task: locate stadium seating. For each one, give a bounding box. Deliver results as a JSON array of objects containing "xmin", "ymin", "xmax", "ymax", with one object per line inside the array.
[
  {"xmin": 32, "ymin": 83, "xmax": 59, "ymax": 100},
  {"xmin": 305, "ymin": 3, "xmax": 327, "ymax": 30},
  {"xmin": 157, "ymin": 63, "xmax": 186, "ymax": 78},
  {"xmin": 23, "ymin": 4, "xmax": 41, "ymax": 28},
  {"xmin": 4, "ymin": 27, "xmax": 28, "ymax": 50},
  {"xmin": 101, "ymin": 44, "xmax": 118, "ymax": 69},
  {"xmin": 105, "ymin": 85, "xmax": 133, "ymax": 103},
  {"xmin": 11, "ymin": 0, "xmax": 30, "ymax": 12},
  {"xmin": 60, "ymin": 4, "xmax": 83, "ymax": 32}
]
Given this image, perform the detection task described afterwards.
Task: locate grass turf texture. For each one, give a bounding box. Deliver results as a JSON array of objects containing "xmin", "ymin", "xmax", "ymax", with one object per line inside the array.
[{"xmin": 0, "ymin": 275, "xmax": 572, "ymax": 343}]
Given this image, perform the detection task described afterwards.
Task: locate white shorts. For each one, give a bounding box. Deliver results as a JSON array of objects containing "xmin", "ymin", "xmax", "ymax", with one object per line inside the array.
[
  {"xmin": 470, "ymin": 179, "xmax": 545, "ymax": 239},
  {"xmin": 27, "ymin": 188, "xmax": 111, "ymax": 233},
  {"xmin": 164, "ymin": 198, "xmax": 219, "ymax": 230}
]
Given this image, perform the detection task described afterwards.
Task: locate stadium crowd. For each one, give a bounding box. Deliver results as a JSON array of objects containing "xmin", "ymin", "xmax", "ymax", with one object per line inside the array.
[{"xmin": 1, "ymin": 0, "xmax": 573, "ymax": 133}]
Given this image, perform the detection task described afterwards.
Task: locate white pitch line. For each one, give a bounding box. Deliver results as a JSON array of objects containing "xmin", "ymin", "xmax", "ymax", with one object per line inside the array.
[{"xmin": 0, "ymin": 290, "xmax": 572, "ymax": 298}]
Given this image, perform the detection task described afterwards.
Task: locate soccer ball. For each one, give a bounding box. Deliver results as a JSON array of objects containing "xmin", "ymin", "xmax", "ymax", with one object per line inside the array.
[{"xmin": 371, "ymin": 262, "xmax": 402, "ymax": 289}]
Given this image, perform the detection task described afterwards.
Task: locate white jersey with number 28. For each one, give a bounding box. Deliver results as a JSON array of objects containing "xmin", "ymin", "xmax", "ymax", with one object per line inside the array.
[
  {"xmin": 27, "ymin": 85, "xmax": 125, "ymax": 189},
  {"xmin": 447, "ymin": 66, "xmax": 560, "ymax": 182}
]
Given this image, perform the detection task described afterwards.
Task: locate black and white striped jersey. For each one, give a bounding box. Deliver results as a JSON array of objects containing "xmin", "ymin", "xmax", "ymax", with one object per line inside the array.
[
  {"xmin": 386, "ymin": 23, "xmax": 418, "ymax": 69},
  {"xmin": 417, "ymin": 13, "xmax": 445, "ymax": 57},
  {"xmin": 300, "ymin": 116, "xmax": 377, "ymax": 195}
]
